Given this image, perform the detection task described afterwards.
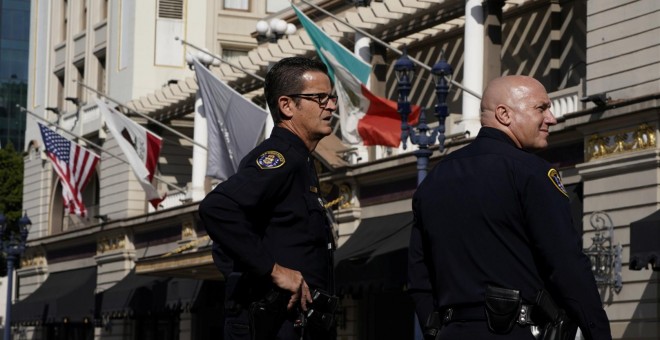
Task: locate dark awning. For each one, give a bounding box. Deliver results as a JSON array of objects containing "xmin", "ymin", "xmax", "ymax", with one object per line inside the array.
[
  {"xmin": 12, "ymin": 267, "xmax": 97, "ymax": 325},
  {"xmin": 96, "ymin": 270, "xmax": 167, "ymax": 318},
  {"xmin": 629, "ymin": 210, "xmax": 660, "ymax": 271},
  {"xmin": 334, "ymin": 212, "xmax": 413, "ymax": 295},
  {"xmin": 165, "ymin": 277, "xmax": 204, "ymax": 310},
  {"xmin": 96, "ymin": 270, "xmax": 205, "ymax": 319}
]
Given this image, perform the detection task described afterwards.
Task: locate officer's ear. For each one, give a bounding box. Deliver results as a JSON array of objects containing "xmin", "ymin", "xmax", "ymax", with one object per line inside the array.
[
  {"xmin": 278, "ymin": 95, "xmax": 295, "ymax": 120},
  {"xmin": 494, "ymin": 104, "xmax": 512, "ymax": 126}
]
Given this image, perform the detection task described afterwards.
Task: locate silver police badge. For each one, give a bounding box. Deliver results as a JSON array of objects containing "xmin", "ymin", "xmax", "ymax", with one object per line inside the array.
[{"xmin": 257, "ymin": 151, "xmax": 285, "ymax": 169}]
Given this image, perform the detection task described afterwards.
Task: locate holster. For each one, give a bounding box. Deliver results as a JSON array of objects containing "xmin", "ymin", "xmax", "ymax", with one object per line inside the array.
[
  {"xmin": 484, "ymin": 285, "xmax": 522, "ymax": 334},
  {"xmin": 533, "ymin": 290, "xmax": 577, "ymax": 340},
  {"xmin": 303, "ymin": 289, "xmax": 338, "ymax": 331},
  {"xmin": 423, "ymin": 311, "xmax": 443, "ymax": 340},
  {"xmin": 248, "ymin": 289, "xmax": 290, "ymax": 340}
]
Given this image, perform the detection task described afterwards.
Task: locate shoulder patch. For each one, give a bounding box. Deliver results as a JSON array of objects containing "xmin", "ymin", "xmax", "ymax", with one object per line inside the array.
[
  {"xmin": 256, "ymin": 151, "xmax": 285, "ymax": 169},
  {"xmin": 547, "ymin": 168, "xmax": 569, "ymax": 198}
]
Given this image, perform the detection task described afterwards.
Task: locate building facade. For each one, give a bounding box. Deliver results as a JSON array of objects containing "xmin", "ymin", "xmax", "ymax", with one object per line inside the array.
[{"xmin": 14, "ymin": 0, "xmax": 660, "ymax": 339}]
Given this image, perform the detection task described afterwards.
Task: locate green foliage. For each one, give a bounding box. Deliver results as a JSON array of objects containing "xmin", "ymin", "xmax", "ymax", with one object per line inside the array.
[
  {"xmin": 0, "ymin": 142, "xmax": 23, "ymax": 277},
  {"xmin": 0, "ymin": 141, "xmax": 23, "ymax": 222}
]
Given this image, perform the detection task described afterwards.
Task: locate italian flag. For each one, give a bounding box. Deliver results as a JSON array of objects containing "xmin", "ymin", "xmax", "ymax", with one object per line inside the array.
[{"xmin": 293, "ymin": 4, "xmax": 419, "ymax": 147}]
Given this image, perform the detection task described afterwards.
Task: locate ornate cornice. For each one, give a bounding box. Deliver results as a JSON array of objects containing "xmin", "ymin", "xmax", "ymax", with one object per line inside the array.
[{"xmin": 586, "ymin": 124, "xmax": 656, "ymax": 161}]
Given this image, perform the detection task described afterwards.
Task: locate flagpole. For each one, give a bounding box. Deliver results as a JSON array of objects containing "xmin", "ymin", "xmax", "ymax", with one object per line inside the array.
[
  {"xmin": 176, "ymin": 37, "xmax": 266, "ymax": 83},
  {"xmin": 179, "ymin": 38, "xmax": 342, "ymax": 119},
  {"xmin": 297, "ymin": 0, "xmax": 482, "ymax": 100},
  {"xmin": 20, "ymin": 105, "xmax": 187, "ymax": 195},
  {"xmin": 75, "ymin": 81, "xmax": 208, "ymax": 150}
]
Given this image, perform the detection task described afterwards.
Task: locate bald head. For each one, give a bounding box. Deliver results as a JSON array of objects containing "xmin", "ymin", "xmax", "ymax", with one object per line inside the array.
[{"xmin": 479, "ymin": 75, "xmax": 556, "ymax": 150}]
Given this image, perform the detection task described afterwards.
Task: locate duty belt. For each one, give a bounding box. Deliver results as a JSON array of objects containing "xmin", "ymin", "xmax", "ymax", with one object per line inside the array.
[{"xmin": 441, "ymin": 304, "xmax": 539, "ymax": 326}]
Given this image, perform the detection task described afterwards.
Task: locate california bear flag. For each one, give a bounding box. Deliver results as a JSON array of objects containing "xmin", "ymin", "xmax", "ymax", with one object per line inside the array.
[{"xmin": 97, "ymin": 98, "xmax": 165, "ymax": 208}]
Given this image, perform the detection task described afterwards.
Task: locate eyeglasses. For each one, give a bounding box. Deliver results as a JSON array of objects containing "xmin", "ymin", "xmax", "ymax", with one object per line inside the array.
[{"xmin": 286, "ymin": 93, "xmax": 338, "ymax": 106}]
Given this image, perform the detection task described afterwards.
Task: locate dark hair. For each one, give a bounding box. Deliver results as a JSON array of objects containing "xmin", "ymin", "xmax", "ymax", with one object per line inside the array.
[{"xmin": 264, "ymin": 57, "xmax": 329, "ymax": 124}]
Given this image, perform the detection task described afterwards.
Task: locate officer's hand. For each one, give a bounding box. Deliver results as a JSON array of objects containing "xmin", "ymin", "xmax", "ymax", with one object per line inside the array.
[{"xmin": 271, "ymin": 263, "xmax": 312, "ymax": 311}]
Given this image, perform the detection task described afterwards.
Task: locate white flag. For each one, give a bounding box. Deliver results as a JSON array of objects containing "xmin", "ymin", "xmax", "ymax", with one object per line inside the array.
[{"xmin": 193, "ymin": 58, "xmax": 268, "ymax": 180}]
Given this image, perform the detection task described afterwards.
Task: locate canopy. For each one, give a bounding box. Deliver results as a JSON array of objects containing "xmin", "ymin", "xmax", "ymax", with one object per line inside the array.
[
  {"xmin": 12, "ymin": 267, "xmax": 96, "ymax": 325},
  {"xmin": 629, "ymin": 210, "xmax": 660, "ymax": 271},
  {"xmin": 334, "ymin": 212, "xmax": 413, "ymax": 295},
  {"xmin": 96, "ymin": 270, "xmax": 205, "ymax": 319}
]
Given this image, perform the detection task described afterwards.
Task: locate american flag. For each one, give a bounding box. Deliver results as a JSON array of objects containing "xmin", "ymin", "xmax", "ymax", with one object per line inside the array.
[{"xmin": 38, "ymin": 123, "xmax": 100, "ymax": 217}]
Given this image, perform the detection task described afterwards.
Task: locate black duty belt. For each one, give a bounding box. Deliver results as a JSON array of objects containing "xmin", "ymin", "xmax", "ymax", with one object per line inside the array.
[{"xmin": 442, "ymin": 304, "xmax": 539, "ymax": 326}]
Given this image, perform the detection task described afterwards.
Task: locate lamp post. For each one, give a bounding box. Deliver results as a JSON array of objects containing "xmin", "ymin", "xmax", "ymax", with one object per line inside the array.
[
  {"xmin": 185, "ymin": 48, "xmax": 220, "ymax": 70},
  {"xmin": 395, "ymin": 47, "xmax": 453, "ymax": 185},
  {"xmin": 431, "ymin": 57, "xmax": 453, "ymax": 151},
  {"xmin": 395, "ymin": 48, "xmax": 454, "ymax": 340},
  {"xmin": 0, "ymin": 212, "xmax": 31, "ymax": 340},
  {"xmin": 255, "ymin": 19, "xmax": 296, "ymax": 43},
  {"xmin": 584, "ymin": 211, "xmax": 623, "ymax": 295}
]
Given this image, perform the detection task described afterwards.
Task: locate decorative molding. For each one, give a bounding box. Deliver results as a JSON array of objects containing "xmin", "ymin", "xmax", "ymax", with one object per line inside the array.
[
  {"xmin": 181, "ymin": 220, "xmax": 196, "ymax": 239},
  {"xmin": 338, "ymin": 184, "xmax": 354, "ymax": 209},
  {"xmin": 20, "ymin": 251, "xmax": 47, "ymax": 268},
  {"xmin": 320, "ymin": 182, "xmax": 355, "ymax": 209},
  {"xmin": 586, "ymin": 124, "xmax": 656, "ymax": 161},
  {"xmin": 97, "ymin": 233, "xmax": 128, "ymax": 254}
]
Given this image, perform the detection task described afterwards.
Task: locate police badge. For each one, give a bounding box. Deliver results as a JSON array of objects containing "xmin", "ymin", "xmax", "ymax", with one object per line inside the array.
[
  {"xmin": 547, "ymin": 168, "xmax": 569, "ymax": 197},
  {"xmin": 257, "ymin": 151, "xmax": 285, "ymax": 169}
]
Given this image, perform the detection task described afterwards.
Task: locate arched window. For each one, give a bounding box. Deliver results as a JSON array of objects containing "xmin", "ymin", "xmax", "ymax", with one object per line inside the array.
[{"xmin": 49, "ymin": 170, "xmax": 100, "ymax": 234}]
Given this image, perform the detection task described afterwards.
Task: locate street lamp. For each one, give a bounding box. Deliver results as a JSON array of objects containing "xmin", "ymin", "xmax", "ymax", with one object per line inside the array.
[
  {"xmin": 584, "ymin": 211, "xmax": 623, "ymax": 294},
  {"xmin": 185, "ymin": 48, "xmax": 220, "ymax": 70},
  {"xmin": 395, "ymin": 47, "xmax": 454, "ymax": 185},
  {"xmin": 431, "ymin": 57, "xmax": 453, "ymax": 151},
  {"xmin": 0, "ymin": 212, "xmax": 31, "ymax": 340},
  {"xmin": 255, "ymin": 18, "xmax": 296, "ymax": 43}
]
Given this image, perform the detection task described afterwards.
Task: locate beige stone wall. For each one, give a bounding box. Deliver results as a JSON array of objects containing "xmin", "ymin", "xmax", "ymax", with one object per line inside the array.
[
  {"xmin": 578, "ymin": 145, "xmax": 660, "ymax": 339},
  {"xmin": 586, "ymin": 0, "xmax": 660, "ymax": 103}
]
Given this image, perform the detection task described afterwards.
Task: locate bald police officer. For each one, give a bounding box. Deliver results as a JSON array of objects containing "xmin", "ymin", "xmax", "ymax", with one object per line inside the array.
[{"xmin": 408, "ymin": 76, "xmax": 611, "ymax": 339}]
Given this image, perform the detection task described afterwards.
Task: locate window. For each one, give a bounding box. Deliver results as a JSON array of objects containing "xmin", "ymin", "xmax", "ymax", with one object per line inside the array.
[
  {"xmin": 158, "ymin": 0, "xmax": 183, "ymax": 19},
  {"xmin": 222, "ymin": 49, "xmax": 248, "ymax": 63},
  {"xmin": 224, "ymin": 0, "xmax": 248, "ymax": 11},
  {"xmin": 62, "ymin": 0, "xmax": 68, "ymax": 41},
  {"xmin": 81, "ymin": 0, "xmax": 87, "ymax": 31},
  {"xmin": 55, "ymin": 72, "xmax": 65, "ymax": 110},
  {"xmin": 75, "ymin": 62, "xmax": 85, "ymax": 103},
  {"xmin": 96, "ymin": 54, "xmax": 106, "ymax": 95},
  {"xmin": 101, "ymin": 0, "xmax": 108, "ymax": 20},
  {"xmin": 267, "ymin": 0, "xmax": 288, "ymax": 13}
]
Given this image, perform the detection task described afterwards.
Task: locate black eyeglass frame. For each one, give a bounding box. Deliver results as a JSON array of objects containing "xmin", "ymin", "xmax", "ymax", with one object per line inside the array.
[{"xmin": 285, "ymin": 92, "xmax": 338, "ymax": 106}]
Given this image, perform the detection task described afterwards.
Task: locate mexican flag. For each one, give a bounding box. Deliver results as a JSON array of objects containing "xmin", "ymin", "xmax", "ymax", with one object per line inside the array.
[{"xmin": 293, "ymin": 4, "xmax": 419, "ymax": 147}]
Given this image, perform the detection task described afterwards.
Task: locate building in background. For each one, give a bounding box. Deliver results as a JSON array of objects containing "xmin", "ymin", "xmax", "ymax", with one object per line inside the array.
[
  {"xmin": 12, "ymin": 0, "xmax": 660, "ymax": 339},
  {"xmin": 0, "ymin": 0, "xmax": 30, "ymax": 150}
]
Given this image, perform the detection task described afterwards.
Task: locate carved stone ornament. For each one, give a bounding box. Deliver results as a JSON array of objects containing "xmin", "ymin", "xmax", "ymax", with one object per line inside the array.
[
  {"xmin": 20, "ymin": 251, "xmax": 47, "ymax": 268},
  {"xmin": 97, "ymin": 233, "xmax": 128, "ymax": 254},
  {"xmin": 587, "ymin": 124, "xmax": 656, "ymax": 161},
  {"xmin": 182, "ymin": 221, "xmax": 196, "ymax": 239}
]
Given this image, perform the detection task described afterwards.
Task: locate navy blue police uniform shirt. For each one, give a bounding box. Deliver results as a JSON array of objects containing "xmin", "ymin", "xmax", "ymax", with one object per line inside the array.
[
  {"xmin": 408, "ymin": 127, "xmax": 611, "ymax": 340},
  {"xmin": 199, "ymin": 126, "xmax": 333, "ymax": 291}
]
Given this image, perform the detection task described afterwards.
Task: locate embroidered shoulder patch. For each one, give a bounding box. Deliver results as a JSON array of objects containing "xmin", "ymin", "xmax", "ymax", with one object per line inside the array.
[
  {"xmin": 256, "ymin": 151, "xmax": 285, "ymax": 169},
  {"xmin": 547, "ymin": 168, "xmax": 568, "ymax": 198}
]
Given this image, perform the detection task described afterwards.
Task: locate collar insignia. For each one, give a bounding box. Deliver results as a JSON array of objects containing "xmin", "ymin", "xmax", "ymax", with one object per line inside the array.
[
  {"xmin": 257, "ymin": 151, "xmax": 285, "ymax": 169},
  {"xmin": 547, "ymin": 168, "xmax": 569, "ymax": 198}
]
